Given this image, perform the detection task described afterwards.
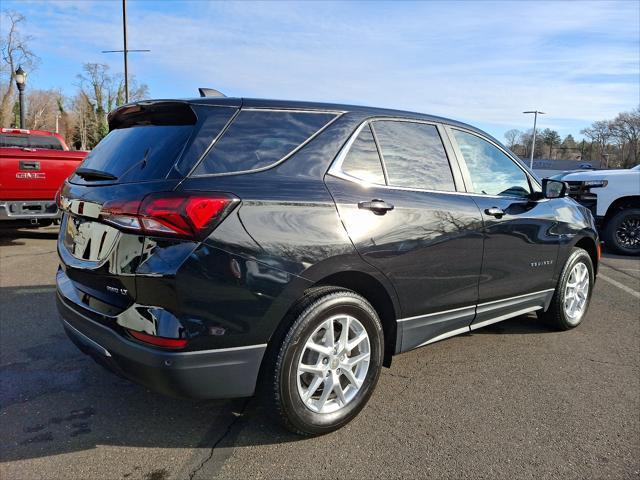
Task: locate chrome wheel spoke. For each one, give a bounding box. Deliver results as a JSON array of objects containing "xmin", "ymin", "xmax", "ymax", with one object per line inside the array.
[
  {"xmin": 341, "ymin": 366, "xmax": 361, "ymax": 389},
  {"xmin": 303, "ymin": 375, "xmax": 324, "ymax": 402},
  {"xmin": 316, "ymin": 375, "xmax": 334, "ymax": 410},
  {"xmin": 344, "ymin": 351, "xmax": 370, "ymax": 367},
  {"xmin": 325, "ymin": 319, "xmax": 335, "ymax": 349},
  {"xmin": 347, "ymin": 331, "xmax": 368, "ymax": 352},
  {"xmin": 306, "ymin": 341, "xmax": 332, "ymax": 356},
  {"xmin": 334, "ymin": 378, "xmax": 347, "ymax": 406},
  {"xmin": 337, "ymin": 316, "xmax": 350, "ymax": 352},
  {"xmin": 299, "ymin": 363, "xmax": 325, "ymax": 376}
]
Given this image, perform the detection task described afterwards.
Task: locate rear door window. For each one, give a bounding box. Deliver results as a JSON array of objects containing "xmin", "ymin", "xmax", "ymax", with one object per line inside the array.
[
  {"xmin": 372, "ymin": 121, "xmax": 455, "ymax": 191},
  {"xmin": 192, "ymin": 110, "xmax": 337, "ymax": 176},
  {"xmin": 340, "ymin": 124, "xmax": 386, "ymax": 184}
]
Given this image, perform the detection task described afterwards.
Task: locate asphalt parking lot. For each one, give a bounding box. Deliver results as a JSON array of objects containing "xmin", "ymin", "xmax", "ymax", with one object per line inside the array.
[{"xmin": 1, "ymin": 226, "xmax": 638, "ymax": 480}]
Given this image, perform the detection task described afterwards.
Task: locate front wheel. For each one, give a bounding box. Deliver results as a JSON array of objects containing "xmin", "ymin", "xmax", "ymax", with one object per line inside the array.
[
  {"xmin": 271, "ymin": 289, "xmax": 384, "ymax": 436},
  {"xmin": 603, "ymin": 208, "xmax": 640, "ymax": 256},
  {"xmin": 537, "ymin": 247, "xmax": 594, "ymax": 330}
]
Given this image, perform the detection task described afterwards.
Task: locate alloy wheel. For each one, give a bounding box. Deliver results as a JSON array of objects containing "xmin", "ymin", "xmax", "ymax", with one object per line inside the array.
[
  {"xmin": 563, "ymin": 262, "xmax": 590, "ymax": 324},
  {"xmin": 296, "ymin": 314, "xmax": 370, "ymax": 414},
  {"xmin": 615, "ymin": 216, "xmax": 640, "ymax": 250}
]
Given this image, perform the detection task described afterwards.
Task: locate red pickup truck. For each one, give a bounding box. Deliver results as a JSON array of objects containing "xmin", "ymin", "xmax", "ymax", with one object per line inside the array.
[{"xmin": 0, "ymin": 128, "xmax": 86, "ymax": 227}]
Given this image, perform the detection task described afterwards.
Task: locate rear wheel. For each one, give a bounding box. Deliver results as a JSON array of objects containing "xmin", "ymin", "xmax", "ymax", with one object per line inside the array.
[
  {"xmin": 537, "ymin": 247, "xmax": 594, "ymax": 330},
  {"xmin": 603, "ymin": 208, "xmax": 640, "ymax": 256},
  {"xmin": 271, "ymin": 289, "xmax": 384, "ymax": 435}
]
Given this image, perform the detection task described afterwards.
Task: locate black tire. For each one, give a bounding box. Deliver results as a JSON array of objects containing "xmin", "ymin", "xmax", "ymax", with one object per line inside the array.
[
  {"xmin": 271, "ymin": 288, "xmax": 384, "ymax": 436},
  {"xmin": 537, "ymin": 247, "xmax": 594, "ymax": 330},
  {"xmin": 603, "ymin": 208, "xmax": 640, "ymax": 256}
]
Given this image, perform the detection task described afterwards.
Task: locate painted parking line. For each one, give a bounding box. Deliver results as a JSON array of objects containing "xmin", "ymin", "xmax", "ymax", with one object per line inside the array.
[{"xmin": 598, "ymin": 273, "xmax": 640, "ymax": 300}]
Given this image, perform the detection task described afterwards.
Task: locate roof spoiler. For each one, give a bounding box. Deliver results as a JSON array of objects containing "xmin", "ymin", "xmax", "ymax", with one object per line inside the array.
[{"xmin": 198, "ymin": 88, "xmax": 226, "ymax": 98}]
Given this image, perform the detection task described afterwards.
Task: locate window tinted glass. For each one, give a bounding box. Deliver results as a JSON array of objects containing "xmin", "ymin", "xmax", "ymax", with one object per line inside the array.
[
  {"xmin": 77, "ymin": 125, "xmax": 193, "ymax": 182},
  {"xmin": 452, "ymin": 129, "xmax": 531, "ymax": 198},
  {"xmin": 372, "ymin": 121, "xmax": 455, "ymax": 191},
  {"xmin": 0, "ymin": 134, "xmax": 63, "ymax": 150},
  {"xmin": 193, "ymin": 110, "xmax": 336, "ymax": 175},
  {"xmin": 341, "ymin": 125, "xmax": 385, "ymax": 184}
]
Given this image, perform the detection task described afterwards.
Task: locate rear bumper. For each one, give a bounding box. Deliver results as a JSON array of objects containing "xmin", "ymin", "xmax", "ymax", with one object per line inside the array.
[
  {"xmin": 56, "ymin": 292, "xmax": 267, "ymax": 399},
  {"xmin": 0, "ymin": 200, "xmax": 60, "ymax": 220}
]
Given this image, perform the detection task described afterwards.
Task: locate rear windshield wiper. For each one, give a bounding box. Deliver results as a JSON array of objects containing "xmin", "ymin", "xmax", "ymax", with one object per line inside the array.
[{"xmin": 75, "ymin": 168, "xmax": 118, "ymax": 181}]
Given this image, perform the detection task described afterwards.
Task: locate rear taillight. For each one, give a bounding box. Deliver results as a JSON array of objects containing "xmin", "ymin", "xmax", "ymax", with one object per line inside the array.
[
  {"xmin": 128, "ymin": 329, "xmax": 188, "ymax": 349},
  {"xmin": 101, "ymin": 192, "xmax": 239, "ymax": 240}
]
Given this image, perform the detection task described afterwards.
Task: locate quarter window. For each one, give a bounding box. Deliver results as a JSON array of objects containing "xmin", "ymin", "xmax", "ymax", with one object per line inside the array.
[
  {"xmin": 452, "ymin": 129, "xmax": 531, "ymax": 198},
  {"xmin": 340, "ymin": 125, "xmax": 386, "ymax": 184},
  {"xmin": 193, "ymin": 110, "xmax": 336, "ymax": 175},
  {"xmin": 372, "ymin": 121, "xmax": 455, "ymax": 191}
]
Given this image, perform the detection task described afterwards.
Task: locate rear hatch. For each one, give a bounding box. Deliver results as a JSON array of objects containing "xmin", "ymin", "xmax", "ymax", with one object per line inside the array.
[{"xmin": 58, "ymin": 100, "xmax": 240, "ymax": 314}]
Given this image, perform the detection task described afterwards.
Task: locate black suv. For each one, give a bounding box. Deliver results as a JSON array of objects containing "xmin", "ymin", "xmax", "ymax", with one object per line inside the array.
[{"xmin": 56, "ymin": 97, "xmax": 599, "ymax": 435}]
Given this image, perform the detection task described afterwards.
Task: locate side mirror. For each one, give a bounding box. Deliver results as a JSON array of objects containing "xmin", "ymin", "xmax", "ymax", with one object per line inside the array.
[{"xmin": 542, "ymin": 178, "xmax": 568, "ymax": 199}]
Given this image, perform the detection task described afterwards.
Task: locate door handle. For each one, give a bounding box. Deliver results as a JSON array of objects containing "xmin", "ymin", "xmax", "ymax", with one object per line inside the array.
[
  {"xmin": 358, "ymin": 199, "xmax": 395, "ymax": 215},
  {"xmin": 484, "ymin": 207, "xmax": 505, "ymax": 218},
  {"xmin": 19, "ymin": 160, "xmax": 40, "ymax": 170}
]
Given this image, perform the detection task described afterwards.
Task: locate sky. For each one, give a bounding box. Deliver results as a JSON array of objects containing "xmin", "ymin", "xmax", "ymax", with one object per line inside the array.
[{"xmin": 2, "ymin": 0, "xmax": 639, "ymax": 141}]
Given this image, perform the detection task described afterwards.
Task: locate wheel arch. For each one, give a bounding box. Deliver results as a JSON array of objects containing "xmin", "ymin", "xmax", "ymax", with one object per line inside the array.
[
  {"xmin": 603, "ymin": 195, "xmax": 640, "ymax": 225},
  {"xmin": 312, "ymin": 270, "xmax": 399, "ymax": 367},
  {"xmin": 573, "ymin": 236, "xmax": 599, "ymax": 275}
]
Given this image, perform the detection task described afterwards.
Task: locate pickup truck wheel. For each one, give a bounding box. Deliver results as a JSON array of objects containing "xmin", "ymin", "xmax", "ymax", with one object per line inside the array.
[
  {"xmin": 272, "ymin": 289, "xmax": 384, "ymax": 436},
  {"xmin": 603, "ymin": 209, "xmax": 640, "ymax": 256},
  {"xmin": 537, "ymin": 247, "xmax": 594, "ymax": 330}
]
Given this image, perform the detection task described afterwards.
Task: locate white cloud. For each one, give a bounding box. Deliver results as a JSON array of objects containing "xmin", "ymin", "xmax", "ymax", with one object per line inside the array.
[{"xmin": 7, "ymin": 0, "xmax": 640, "ymax": 137}]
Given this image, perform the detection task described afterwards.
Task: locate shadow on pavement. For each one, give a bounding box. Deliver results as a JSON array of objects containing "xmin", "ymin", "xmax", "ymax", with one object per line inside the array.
[
  {"xmin": 0, "ymin": 285, "xmax": 301, "ymax": 465},
  {"xmin": 0, "ymin": 227, "xmax": 60, "ymax": 247},
  {"xmin": 473, "ymin": 313, "xmax": 555, "ymax": 335},
  {"xmin": 1, "ymin": 283, "xmax": 556, "ymax": 465}
]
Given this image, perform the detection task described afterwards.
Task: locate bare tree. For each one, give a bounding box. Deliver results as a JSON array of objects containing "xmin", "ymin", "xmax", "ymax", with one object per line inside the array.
[
  {"xmin": 581, "ymin": 120, "xmax": 611, "ymax": 162},
  {"xmin": 24, "ymin": 88, "xmax": 64, "ymax": 130},
  {"xmin": 0, "ymin": 11, "xmax": 39, "ymax": 126},
  {"xmin": 610, "ymin": 108, "xmax": 640, "ymax": 168},
  {"xmin": 72, "ymin": 63, "xmax": 149, "ymax": 149},
  {"xmin": 504, "ymin": 129, "xmax": 520, "ymax": 150}
]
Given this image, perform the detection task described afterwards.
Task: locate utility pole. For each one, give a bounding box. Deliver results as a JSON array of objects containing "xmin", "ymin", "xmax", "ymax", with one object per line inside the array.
[
  {"xmin": 102, "ymin": 0, "xmax": 149, "ymax": 104},
  {"xmin": 523, "ymin": 110, "xmax": 545, "ymax": 170}
]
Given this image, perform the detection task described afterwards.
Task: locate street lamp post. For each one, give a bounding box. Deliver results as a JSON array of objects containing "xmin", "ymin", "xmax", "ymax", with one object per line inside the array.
[
  {"xmin": 523, "ymin": 110, "xmax": 545, "ymax": 170},
  {"xmin": 14, "ymin": 66, "xmax": 27, "ymax": 128}
]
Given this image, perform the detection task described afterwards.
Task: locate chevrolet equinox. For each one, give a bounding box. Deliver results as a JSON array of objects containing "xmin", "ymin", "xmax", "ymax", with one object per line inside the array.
[{"xmin": 56, "ymin": 97, "xmax": 599, "ymax": 435}]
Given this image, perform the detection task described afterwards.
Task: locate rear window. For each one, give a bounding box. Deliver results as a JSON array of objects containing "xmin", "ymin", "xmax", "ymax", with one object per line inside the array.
[
  {"xmin": 78, "ymin": 126, "xmax": 194, "ymax": 182},
  {"xmin": 192, "ymin": 110, "xmax": 337, "ymax": 176},
  {"xmin": 0, "ymin": 134, "xmax": 63, "ymax": 150},
  {"xmin": 74, "ymin": 103, "xmax": 234, "ymax": 183}
]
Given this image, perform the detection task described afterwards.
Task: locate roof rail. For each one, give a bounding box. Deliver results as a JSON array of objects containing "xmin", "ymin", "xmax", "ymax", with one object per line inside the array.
[{"xmin": 198, "ymin": 88, "xmax": 226, "ymax": 98}]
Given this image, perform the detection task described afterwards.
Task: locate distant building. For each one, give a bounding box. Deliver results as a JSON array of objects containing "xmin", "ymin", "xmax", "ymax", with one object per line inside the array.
[{"xmin": 528, "ymin": 158, "xmax": 602, "ymax": 178}]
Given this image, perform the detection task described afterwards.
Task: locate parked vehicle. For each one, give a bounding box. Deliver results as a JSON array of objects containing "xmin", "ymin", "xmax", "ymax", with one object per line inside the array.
[
  {"xmin": 0, "ymin": 128, "xmax": 86, "ymax": 227},
  {"xmin": 552, "ymin": 166, "xmax": 640, "ymax": 255},
  {"xmin": 56, "ymin": 97, "xmax": 599, "ymax": 435}
]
